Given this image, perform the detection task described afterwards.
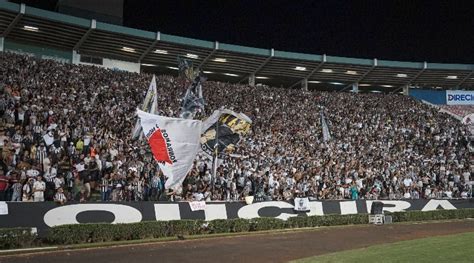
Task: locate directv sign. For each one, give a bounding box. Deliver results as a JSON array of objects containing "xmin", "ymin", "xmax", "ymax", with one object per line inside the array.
[{"xmin": 446, "ymin": 90, "xmax": 474, "ymax": 105}]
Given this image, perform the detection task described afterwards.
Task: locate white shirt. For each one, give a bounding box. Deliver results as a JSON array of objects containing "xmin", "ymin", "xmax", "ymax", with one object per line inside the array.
[
  {"xmin": 26, "ymin": 169, "xmax": 40, "ymax": 177},
  {"xmin": 75, "ymin": 163, "xmax": 85, "ymax": 172},
  {"xmin": 445, "ymin": 190, "xmax": 452, "ymax": 198},
  {"xmin": 193, "ymin": 192, "xmax": 204, "ymax": 201},
  {"xmin": 403, "ymin": 178, "xmax": 412, "ymax": 187},
  {"xmin": 84, "ymin": 135, "xmax": 91, "ymax": 146},
  {"xmin": 54, "ymin": 177, "xmax": 64, "ymax": 189},
  {"xmin": 33, "ymin": 181, "xmax": 46, "ymax": 192}
]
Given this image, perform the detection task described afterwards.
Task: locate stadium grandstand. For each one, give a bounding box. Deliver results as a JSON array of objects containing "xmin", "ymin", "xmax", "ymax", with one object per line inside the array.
[
  {"xmin": 0, "ymin": 2, "xmax": 474, "ymax": 91},
  {"xmin": 0, "ymin": 1, "xmax": 472, "ymax": 205}
]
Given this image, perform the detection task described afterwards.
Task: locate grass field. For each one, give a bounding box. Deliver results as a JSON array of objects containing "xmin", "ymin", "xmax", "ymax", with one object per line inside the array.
[{"xmin": 293, "ymin": 231, "xmax": 474, "ymax": 263}]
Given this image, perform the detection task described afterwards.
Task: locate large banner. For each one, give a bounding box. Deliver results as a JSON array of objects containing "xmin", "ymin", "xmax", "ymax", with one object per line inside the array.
[
  {"xmin": 137, "ymin": 109, "xmax": 202, "ymax": 189},
  {"xmin": 0, "ymin": 200, "xmax": 472, "ymax": 235},
  {"xmin": 446, "ymin": 90, "xmax": 474, "ymax": 105},
  {"xmin": 201, "ymin": 109, "xmax": 252, "ymax": 158}
]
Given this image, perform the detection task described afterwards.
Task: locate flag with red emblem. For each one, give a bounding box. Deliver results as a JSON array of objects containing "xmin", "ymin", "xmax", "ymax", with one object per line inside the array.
[{"xmin": 137, "ymin": 109, "xmax": 202, "ymax": 189}]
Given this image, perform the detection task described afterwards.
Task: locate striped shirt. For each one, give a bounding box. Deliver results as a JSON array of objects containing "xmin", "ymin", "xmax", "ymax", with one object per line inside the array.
[
  {"xmin": 54, "ymin": 192, "xmax": 67, "ymax": 203},
  {"xmin": 100, "ymin": 178, "xmax": 110, "ymax": 192},
  {"xmin": 36, "ymin": 149, "xmax": 47, "ymax": 164}
]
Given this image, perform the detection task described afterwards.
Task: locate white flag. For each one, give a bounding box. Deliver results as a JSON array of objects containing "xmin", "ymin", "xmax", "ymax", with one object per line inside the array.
[
  {"xmin": 320, "ymin": 111, "xmax": 331, "ymax": 142},
  {"xmin": 137, "ymin": 109, "xmax": 202, "ymax": 189},
  {"xmin": 43, "ymin": 132, "xmax": 54, "ymax": 146},
  {"xmin": 132, "ymin": 75, "xmax": 158, "ymax": 139}
]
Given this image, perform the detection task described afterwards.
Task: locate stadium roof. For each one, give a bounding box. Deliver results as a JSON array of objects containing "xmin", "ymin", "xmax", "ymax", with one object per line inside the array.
[{"xmin": 1, "ymin": 2, "xmax": 474, "ymax": 91}]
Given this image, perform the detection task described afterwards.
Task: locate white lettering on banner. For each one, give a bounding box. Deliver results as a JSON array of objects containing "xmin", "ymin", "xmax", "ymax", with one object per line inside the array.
[
  {"xmin": 446, "ymin": 90, "xmax": 474, "ymax": 105},
  {"xmin": 366, "ymin": 200, "xmax": 411, "ymax": 213},
  {"xmin": 238, "ymin": 201, "xmax": 298, "ymax": 220},
  {"xmin": 204, "ymin": 204, "xmax": 227, "ymax": 221},
  {"xmin": 421, "ymin": 200, "xmax": 457, "ymax": 211},
  {"xmin": 43, "ymin": 204, "xmax": 142, "ymax": 227},
  {"xmin": 0, "ymin": 202, "xmax": 8, "ymax": 215},
  {"xmin": 154, "ymin": 203, "xmax": 181, "ymax": 221},
  {"xmin": 305, "ymin": 201, "xmax": 324, "ymax": 216},
  {"xmin": 339, "ymin": 201, "xmax": 358, "ymax": 215}
]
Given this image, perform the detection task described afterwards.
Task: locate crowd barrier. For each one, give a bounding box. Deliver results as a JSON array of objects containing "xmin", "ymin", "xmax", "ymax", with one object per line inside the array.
[{"xmin": 0, "ymin": 199, "xmax": 472, "ymax": 234}]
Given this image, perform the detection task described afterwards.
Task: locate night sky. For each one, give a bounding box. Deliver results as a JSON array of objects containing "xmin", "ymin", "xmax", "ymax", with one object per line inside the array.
[{"xmin": 11, "ymin": 0, "xmax": 474, "ymax": 64}]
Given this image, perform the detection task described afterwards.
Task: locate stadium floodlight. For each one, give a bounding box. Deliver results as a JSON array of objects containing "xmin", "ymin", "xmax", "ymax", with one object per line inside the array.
[
  {"xmin": 359, "ymin": 83, "xmax": 371, "ymax": 86},
  {"xmin": 224, "ymin": 73, "xmax": 239, "ymax": 77},
  {"xmin": 330, "ymin": 82, "xmax": 344, "ymax": 85},
  {"xmin": 295, "ymin": 66, "xmax": 306, "ymax": 71},
  {"xmin": 396, "ymin": 73, "xmax": 408, "ymax": 78},
  {"xmin": 167, "ymin": 66, "xmax": 179, "ymax": 70},
  {"xmin": 345, "ymin": 70, "xmax": 357, "ymax": 75},
  {"xmin": 213, "ymin": 58, "xmax": 227, "ymax": 62},
  {"xmin": 255, "ymin": 76, "xmax": 269, "ymax": 79},
  {"xmin": 381, "ymin": 85, "xmax": 394, "ymax": 88},
  {"xmin": 321, "ymin": 69, "xmax": 333, "ymax": 73},
  {"xmin": 23, "ymin": 25, "xmax": 39, "ymax": 32},
  {"xmin": 446, "ymin": 75, "xmax": 458, "ymax": 79},
  {"xmin": 186, "ymin": 53, "xmax": 199, "ymax": 59},
  {"xmin": 121, "ymin": 47, "xmax": 136, "ymax": 53},
  {"xmin": 153, "ymin": 49, "xmax": 168, "ymax": 54},
  {"xmin": 308, "ymin": 80, "xmax": 321, "ymax": 83},
  {"xmin": 203, "ymin": 71, "xmax": 213, "ymax": 74},
  {"xmin": 141, "ymin": 63, "xmax": 156, "ymax": 67}
]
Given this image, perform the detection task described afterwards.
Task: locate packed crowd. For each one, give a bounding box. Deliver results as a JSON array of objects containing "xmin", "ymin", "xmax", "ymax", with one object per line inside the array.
[
  {"xmin": 440, "ymin": 105, "xmax": 474, "ymax": 119},
  {"xmin": 0, "ymin": 52, "xmax": 472, "ymax": 203}
]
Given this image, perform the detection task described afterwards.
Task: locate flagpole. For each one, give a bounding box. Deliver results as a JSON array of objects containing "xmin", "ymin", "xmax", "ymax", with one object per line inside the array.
[{"xmin": 212, "ymin": 120, "xmax": 219, "ymax": 199}]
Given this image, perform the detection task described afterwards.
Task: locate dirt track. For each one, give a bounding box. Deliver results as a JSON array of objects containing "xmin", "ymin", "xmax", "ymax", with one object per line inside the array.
[{"xmin": 1, "ymin": 220, "xmax": 473, "ymax": 263}]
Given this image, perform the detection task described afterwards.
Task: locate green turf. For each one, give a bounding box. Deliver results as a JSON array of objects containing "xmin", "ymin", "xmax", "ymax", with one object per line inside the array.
[{"xmin": 293, "ymin": 231, "xmax": 474, "ymax": 263}]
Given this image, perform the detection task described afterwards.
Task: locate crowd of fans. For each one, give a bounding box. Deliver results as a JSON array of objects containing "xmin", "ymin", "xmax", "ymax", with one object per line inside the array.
[
  {"xmin": 440, "ymin": 105, "xmax": 474, "ymax": 119},
  {"xmin": 0, "ymin": 52, "xmax": 472, "ymax": 204}
]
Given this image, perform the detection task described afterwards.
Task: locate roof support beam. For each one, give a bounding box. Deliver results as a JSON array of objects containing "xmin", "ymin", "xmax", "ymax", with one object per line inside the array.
[
  {"xmin": 198, "ymin": 41, "xmax": 219, "ymax": 68},
  {"xmin": 138, "ymin": 31, "xmax": 160, "ymax": 63},
  {"xmin": 238, "ymin": 48, "xmax": 274, "ymax": 83},
  {"xmin": 405, "ymin": 61, "xmax": 427, "ymax": 86},
  {"xmin": 288, "ymin": 54, "xmax": 326, "ymax": 89},
  {"xmin": 1, "ymin": 3, "xmax": 25, "ymax": 37},
  {"xmin": 456, "ymin": 70, "xmax": 474, "ymax": 88},
  {"xmin": 253, "ymin": 48, "xmax": 274, "ymax": 75},
  {"xmin": 73, "ymin": 19, "xmax": 96, "ymax": 51},
  {"xmin": 390, "ymin": 85, "xmax": 405, "ymax": 94},
  {"xmin": 341, "ymin": 58, "xmax": 377, "ymax": 91}
]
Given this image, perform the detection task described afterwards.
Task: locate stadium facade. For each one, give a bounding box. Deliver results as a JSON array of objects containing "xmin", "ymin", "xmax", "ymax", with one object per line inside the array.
[{"xmin": 1, "ymin": 1, "xmax": 473, "ymax": 93}]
